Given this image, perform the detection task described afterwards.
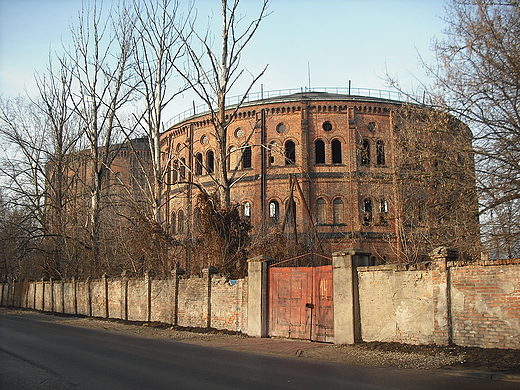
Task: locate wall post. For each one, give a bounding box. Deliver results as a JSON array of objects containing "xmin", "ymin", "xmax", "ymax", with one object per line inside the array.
[
  {"xmin": 431, "ymin": 246, "xmax": 457, "ymax": 346},
  {"xmin": 247, "ymin": 255, "xmax": 272, "ymax": 337},
  {"xmin": 172, "ymin": 268, "xmax": 185, "ymax": 326},
  {"xmin": 102, "ymin": 274, "xmax": 109, "ymax": 319},
  {"xmin": 332, "ymin": 248, "xmax": 371, "ymax": 344}
]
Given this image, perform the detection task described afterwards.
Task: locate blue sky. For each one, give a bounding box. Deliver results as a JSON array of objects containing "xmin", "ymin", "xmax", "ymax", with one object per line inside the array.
[{"xmin": 0, "ymin": 0, "xmax": 447, "ymax": 116}]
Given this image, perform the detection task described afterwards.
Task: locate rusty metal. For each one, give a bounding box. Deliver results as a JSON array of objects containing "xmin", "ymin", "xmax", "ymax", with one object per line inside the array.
[{"xmin": 268, "ymin": 265, "xmax": 333, "ymax": 342}]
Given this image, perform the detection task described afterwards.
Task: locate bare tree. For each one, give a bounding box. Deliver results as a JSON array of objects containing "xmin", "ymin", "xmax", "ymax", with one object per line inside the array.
[
  {"xmin": 130, "ymin": 0, "xmax": 190, "ymax": 228},
  {"xmin": 175, "ymin": 0, "xmax": 270, "ymax": 208},
  {"xmin": 64, "ymin": 1, "xmax": 138, "ymax": 271},
  {"xmin": 429, "ymin": 0, "xmax": 520, "ymax": 258}
]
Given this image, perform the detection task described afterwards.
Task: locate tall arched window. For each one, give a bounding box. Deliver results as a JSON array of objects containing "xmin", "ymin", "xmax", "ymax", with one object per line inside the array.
[
  {"xmin": 178, "ymin": 210, "xmax": 185, "ymax": 234},
  {"xmin": 376, "ymin": 140, "xmax": 385, "ymax": 165},
  {"xmin": 195, "ymin": 153, "xmax": 203, "ymax": 175},
  {"xmin": 285, "ymin": 140, "xmax": 296, "ymax": 165},
  {"xmin": 228, "ymin": 146, "xmax": 236, "ymax": 171},
  {"xmin": 193, "ymin": 207, "xmax": 201, "ymax": 233},
  {"xmin": 363, "ymin": 198, "xmax": 373, "ymax": 225},
  {"xmin": 379, "ymin": 199, "xmax": 388, "ymax": 225},
  {"xmin": 243, "ymin": 201, "xmax": 251, "ymax": 218},
  {"xmin": 171, "ymin": 211, "xmax": 177, "ymax": 235},
  {"xmin": 269, "ymin": 200, "xmax": 279, "ymax": 223},
  {"xmin": 361, "ymin": 139, "xmax": 370, "ymax": 165},
  {"xmin": 206, "ymin": 150, "xmax": 214, "ymax": 173},
  {"xmin": 316, "ymin": 198, "xmax": 326, "ymax": 224},
  {"xmin": 315, "ymin": 139, "xmax": 325, "ymax": 164},
  {"xmin": 333, "ymin": 198, "xmax": 344, "ymax": 224},
  {"xmin": 332, "ymin": 139, "xmax": 342, "ymax": 164},
  {"xmin": 242, "ymin": 144, "xmax": 252, "ymax": 169},
  {"xmin": 180, "ymin": 158, "xmax": 186, "ymax": 180},
  {"xmin": 173, "ymin": 160, "xmax": 178, "ymax": 183}
]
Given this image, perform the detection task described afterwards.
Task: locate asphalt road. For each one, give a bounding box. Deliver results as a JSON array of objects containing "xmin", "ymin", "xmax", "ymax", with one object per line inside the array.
[{"xmin": 0, "ymin": 313, "xmax": 515, "ymax": 390}]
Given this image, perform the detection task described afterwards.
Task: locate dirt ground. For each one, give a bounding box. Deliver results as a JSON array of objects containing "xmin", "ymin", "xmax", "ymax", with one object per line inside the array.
[{"xmin": 2, "ymin": 307, "xmax": 519, "ymax": 375}]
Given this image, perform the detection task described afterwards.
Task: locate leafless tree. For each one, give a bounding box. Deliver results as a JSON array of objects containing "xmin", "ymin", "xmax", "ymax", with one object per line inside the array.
[
  {"xmin": 175, "ymin": 0, "xmax": 270, "ymax": 208},
  {"xmin": 64, "ymin": 1, "xmax": 138, "ymax": 270}
]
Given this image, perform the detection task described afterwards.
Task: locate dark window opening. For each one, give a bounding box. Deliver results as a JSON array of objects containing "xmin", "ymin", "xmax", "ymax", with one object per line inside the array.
[
  {"xmin": 242, "ymin": 145, "xmax": 252, "ymax": 169},
  {"xmin": 322, "ymin": 121, "xmax": 333, "ymax": 131},
  {"xmin": 171, "ymin": 212, "xmax": 177, "ymax": 235},
  {"xmin": 206, "ymin": 150, "xmax": 214, "ymax": 173},
  {"xmin": 363, "ymin": 198, "xmax": 373, "ymax": 225},
  {"xmin": 315, "ymin": 139, "xmax": 325, "ymax": 164},
  {"xmin": 285, "ymin": 140, "xmax": 296, "ymax": 165},
  {"xmin": 178, "ymin": 210, "xmax": 185, "ymax": 234},
  {"xmin": 195, "ymin": 153, "xmax": 203, "ymax": 175},
  {"xmin": 379, "ymin": 199, "xmax": 388, "ymax": 225},
  {"xmin": 180, "ymin": 158, "xmax": 186, "ymax": 180},
  {"xmin": 361, "ymin": 139, "xmax": 370, "ymax": 165},
  {"xmin": 376, "ymin": 140, "xmax": 385, "ymax": 165},
  {"xmin": 285, "ymin": 199, "xmax": 297, "ymax": 227},
  {"xmin": 332, "ymin": 139, "xmax": 342, "ymax": 164}
]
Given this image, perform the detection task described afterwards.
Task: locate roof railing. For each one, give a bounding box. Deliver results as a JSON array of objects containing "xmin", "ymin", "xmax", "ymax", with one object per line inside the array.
[{"xmin": 164, "ymin": 86, "xmax": 414, "ymax": 129}]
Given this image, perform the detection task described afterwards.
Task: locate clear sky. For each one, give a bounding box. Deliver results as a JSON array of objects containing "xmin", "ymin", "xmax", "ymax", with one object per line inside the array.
[{"xmin": 0, "ymin": 0, "xmax": 447, "ymax": 116}]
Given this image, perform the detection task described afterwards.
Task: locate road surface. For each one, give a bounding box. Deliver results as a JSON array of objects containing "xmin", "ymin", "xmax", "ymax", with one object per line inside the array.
[{"xmin": 0, "ymin": 313, "xmax": 514, "ymax": 389}]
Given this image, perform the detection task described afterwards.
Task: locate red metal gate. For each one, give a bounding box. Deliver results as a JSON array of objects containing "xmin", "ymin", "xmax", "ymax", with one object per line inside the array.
[{"xmin": 268, "ymin": 265, "xmax": 333, "ymax": 342}]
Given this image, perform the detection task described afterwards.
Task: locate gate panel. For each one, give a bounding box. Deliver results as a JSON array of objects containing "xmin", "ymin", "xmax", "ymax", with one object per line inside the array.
[{"xmin": 268, "ymin": 265, "xmax": 333, "ymax": 342}]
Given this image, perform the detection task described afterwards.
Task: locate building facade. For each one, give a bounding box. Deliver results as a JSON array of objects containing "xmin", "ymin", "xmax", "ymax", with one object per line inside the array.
[{"xmin": 161, "ymin": 91, "xmax": 480, "ymax": 263}]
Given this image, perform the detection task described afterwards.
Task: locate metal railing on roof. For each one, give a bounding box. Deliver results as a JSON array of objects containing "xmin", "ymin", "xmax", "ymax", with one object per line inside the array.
[{"xmin": 164, "ymin": 86, "xmax": 413, "ymax": 129}]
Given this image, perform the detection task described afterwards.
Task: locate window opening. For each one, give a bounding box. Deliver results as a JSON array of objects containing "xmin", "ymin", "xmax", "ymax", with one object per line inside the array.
[
  {"xmin": 361, "ymin": 139, "xmax": 370, "ymax": 165},
  {"xmin": 242, "ymin": 144, "xmax": 252, "ymax": 169},
  {"xmin": 285, "ymin": 199, "xmax": 297, "ymax": 227},
  {"xmin": 178, "ymin": 210, "xmax": 185, "ymax": 234},
  {"xmin": 195, "ymin": 153, "xmax": 203, "ymax": 175},
  {"xmin": 322, "ymin": 121, "xmax": 333, "ymax": 131},
  {"xmin": 276, "ymin": 123, "xmax": 287, "ymax": 134},
  {"xmin": 243, "ymin": 202, "xmax": 251, "ymax": 218},
  {"xmin": 376, "ymin": 140, "xmax": 385, "ymax": 165},
  {"xmin": 171, "ymin": 212, "xmax": 177, "ymax": 235},
  {"xmin": 363, "ymin": 198, "xmax": 373, "ymax": 225},
  {"xmin": 368, "ymin": 122, "xmax": 376, "ymax": 132},
  {"xmin": 315, "ymin": 139, "xmax": 325, "ymax": 164},
  {"xmin": 285, "ymin": 140, "xmax": 296, "ymax": 165},
  {"xmin": 379, "ymin": 199, "xmax": 388, "ymax": 225},
  {"xmin": 206, "ymin": 150, "xmax": 214, "ymax": 173},
  {"xmin": 180, "ymin": 158, "xmax": 186, "ymax": 180},
  {"xmin": 332, "ymin": 139, "xmax": 342, "ymax": 164},
  {"xmin": 269, "ymin": 200, "xmax": 279, "ymax": 223}
]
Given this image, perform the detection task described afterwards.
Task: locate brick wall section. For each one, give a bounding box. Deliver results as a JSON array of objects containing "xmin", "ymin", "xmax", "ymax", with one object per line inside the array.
[
  {"xmin": 210, "ymin": 278, "xmax": 248, "ymax": 332},
  {"xmin": 450, "ymin": 258, "xmax": 520, "ymax": 349}
]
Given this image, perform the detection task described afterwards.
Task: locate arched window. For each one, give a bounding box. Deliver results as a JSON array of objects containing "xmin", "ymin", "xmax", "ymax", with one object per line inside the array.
[
  {"xmin": 243, "ymin": 202, "xmax": 251, "ymax": 218},
  {"xmin": 268, "ymin": 141, "xmax": 279, "ymax": 166},
  {"xmin": 178, "ymin": 210, "xmax": 185, "ymax": 234},
  {"xmin": 206, "ymin": 150, "xmax": 214, "ymax": 173},
  {"xmin": 333, "ymin": 198, "xmax": 344, "ymax": 224},
  {"xmin": 376, "ymin": 140, "xmax": 385, "ymax": 165},
  {"xmin": 242, "ymin": 144, "xmax": 252, "ymax": 169},
  {"xmin": 195, "ymin": 153, "xmax": 203, "ymax": 175},
  {"xmin": 173, "ymin": 160, "xmax": 178, "ymax": 183},
  {"xmin": 269, "ymin": 200, "xmax": 279, "ymax": 223},
  {"xmin": 171, "ymin": 211, "xmax": 177, "ymax": 235},
  {"xmin": 379, "ymin": 199, "xmax": 388, "ymax": 225},
  {"xmin": 315, "ymin": 139, "xmax": 325, "ymax": 164},
  {"xmin": 363, "ymin": 199, "xmax": 373, "ymax": 225},
  {"xmin": 316, "ymin": 198, "xmax": 326, "ymax": 224},
  {"xmin": 361, "ymin": 139, "xmax": 370, "ymax": 165},
  {"xmin": 285, "ymin": 140, "xmax": 296, "ymax": 165},
  {"xmin": 332, "ymin": 139, "xmax": 342, "ymax": 164},
  {"xmin": 180, "ymin": 158, "xmax": 186, "ymax": 180}
]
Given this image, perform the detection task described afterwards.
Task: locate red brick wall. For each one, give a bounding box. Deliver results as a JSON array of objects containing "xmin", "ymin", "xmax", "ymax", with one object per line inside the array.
[{"xmin": 450, "ymin": 259, "xmax": 520, "ymax": 349}]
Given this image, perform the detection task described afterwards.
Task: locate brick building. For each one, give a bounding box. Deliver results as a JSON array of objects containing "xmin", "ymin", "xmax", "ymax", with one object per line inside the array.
[{"xmin": 162, "ymin": 90, "xmax": 480, "ymax": 264}]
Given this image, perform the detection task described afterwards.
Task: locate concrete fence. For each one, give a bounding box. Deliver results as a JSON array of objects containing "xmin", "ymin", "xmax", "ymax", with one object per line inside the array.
[
  {"xmin": 2, "ymin": 247, "xmax": 519, "ymax": 349},
  {"xmin": 0, "ymin": 268, "xmax": 248, "ymax": 333}
]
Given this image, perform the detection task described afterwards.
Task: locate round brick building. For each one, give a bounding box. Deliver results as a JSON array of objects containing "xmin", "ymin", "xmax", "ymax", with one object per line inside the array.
[{"xmin": 162, "ymin": 89, "xmax": 479, "ymax": 264}]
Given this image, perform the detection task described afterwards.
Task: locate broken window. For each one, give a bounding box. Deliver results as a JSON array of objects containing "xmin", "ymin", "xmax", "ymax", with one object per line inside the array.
[
  {"xmin": 379, "ymin": 199, "xmax": 388, "ymax": 225},
  {"xmin": 361, "ymin": 139, "xmax": 371, "ymax": 165},
  {"xmin": 285, "ymin": 140, "xmax": 296, "ymax": 165},
  {"xmin": 376, "ymin": 140, "xmax": 385, "ymax": 165},
  {"xmin": 363, "ymin": 198, "xmax": 373, "ymax": 225}
]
